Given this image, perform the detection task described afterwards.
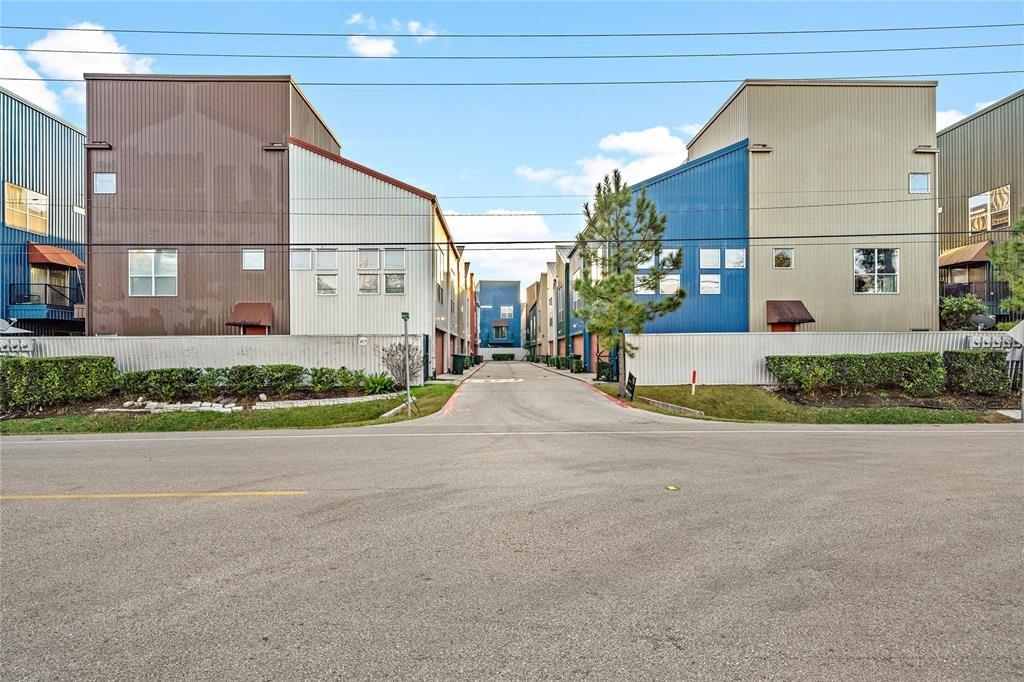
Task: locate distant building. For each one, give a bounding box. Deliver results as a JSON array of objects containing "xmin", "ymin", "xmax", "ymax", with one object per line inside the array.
[
  {"xmin": 522, "ymin": 271, "xmax": 552, "ymax": 355},
  {"xmin": 632, "ymin": 79, "xmax": 940, "ymax": 332},
  {"xmin": 1, "ymin": 87, "xmax": 86, "ymax": 335},
  {"xmin": 477, "ymin": 280, "xmax": 521, "ymax": 348},
  {"xmin": 936, "ymin": 89, "xmax": 1023, "ymax": 322}
]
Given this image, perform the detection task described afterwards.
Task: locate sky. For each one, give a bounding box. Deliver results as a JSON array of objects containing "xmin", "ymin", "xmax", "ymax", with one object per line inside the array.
[{"xmin": 2, "ymin": 1, "xmax": 1022, "ymax": 287}]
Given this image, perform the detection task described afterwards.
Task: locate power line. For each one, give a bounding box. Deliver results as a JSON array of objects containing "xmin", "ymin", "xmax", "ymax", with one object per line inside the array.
[
  {"xmin": 5, "ymin": 42, "xmax": 1021, "ymax": 61},
  {"xmin": 7, "ymin": 70, "xmax": 1021, "ymax": 87},
  {"xmin": 1, "ymin": 22, "xmax": 1021, "ymax": 39}
]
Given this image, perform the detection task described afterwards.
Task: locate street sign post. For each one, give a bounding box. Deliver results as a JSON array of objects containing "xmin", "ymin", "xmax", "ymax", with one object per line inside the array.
[
  {"xmin": 402, "ymin": 312, "xmax": 412, "ymax": 417},
  {"xmin": 1007, "ymin": 321, "xmax": 1024, "ymax": 423}
]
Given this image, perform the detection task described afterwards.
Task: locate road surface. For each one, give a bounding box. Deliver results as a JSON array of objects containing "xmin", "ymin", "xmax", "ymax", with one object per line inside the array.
[{"xmin": 2, "ymin": 362, "xmax": 1022, "ymax": 679}]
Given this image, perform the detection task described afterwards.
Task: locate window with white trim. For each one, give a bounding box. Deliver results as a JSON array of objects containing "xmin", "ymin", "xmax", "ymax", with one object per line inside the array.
[
  {"xmin": 129, "ymin": 249, "xmax": 177, "ymax": 297},
  {"xmin": 659, "ymin": 274, "xmax": 680, "ymax": 295},
  {"xmin": 659, "ymin": 248, "xmax": 681, "ymax": 269},
  {"xmin": 699, "ymin": 248, "xmax": 721, "ymax": 269},
  {"xmin": 316, "ymin": 249, "xmax": 338, "ymax": 270},
  {"xmin": 500, "ymin": 305, "xmax": 514, "ymax": 319},
  {"xmin": 4, "ymin": 182, "xmax": 48, "ymax": 235},
  {"xmin": 724, "ymin": 248, "xmax": 746, "ymax": 269},
  {"xmin": 699, "ymin": 274, "xmax": 721, "ymax": 295},
  {"xmin": 242, "ymin": 249, "xmax": 265, "ymax": 271},
  {"xmin": 93, "ymin": 172, "xmax": 116, "ymax": 194},
  {"xmin": 290, "ymin": 249, "xmax": 311, "ymax": 270},
  {"xmin": 385, "ymin": 273, "xmax": 405, "ymax": 294},
  {"xmin": 908, "ymin": 173, "xmax": 930, "ymax": 194},
  {"xmin": 853, "ymin": 248, "xmax": 899, "ymax": 294},
  {"xmin": 634, "ymin": 275, "xmax": 654, "ymax": 296},
  {"xmin": 357, "ymin": 248, "xmax": 380, "ymax": 270},
  {"xmin": 773, "ymin": 248, "xmax": 794, "ymax": 269},
  {"xmin": 384, "ymin": 248, "xmax": 406, "ymax": 269},
  {"xmin": 316, "ymin": 273, "xmax": 338, "ymax": 296},
  {"xmin": 358, "ymin": 273, "xmax": 380, "ymax": 295}
]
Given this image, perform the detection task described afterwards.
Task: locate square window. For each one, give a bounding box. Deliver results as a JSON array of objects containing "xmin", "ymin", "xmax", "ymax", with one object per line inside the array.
[
  {"xmin": 384, "ymin": 248, "xmax": 405, "ymax": 269},
  {"xmin": 316, "ymin": 274, "xmax": 338, "ymax": 296},
  {"xmin": 772, "ymin": 248, "xmax": 794, "ymax": 269},
  {"xmin": 724, "ymin": 248, "xmax": 746, "ymax": 269},
  {"xmin": 290, "ymin": 249, "xmax": 312, "ymax": 270},
  {"xmin": 909, "ymin": 173, "xmax": 930, "ymax": 194},
  {"xmin": 93, "ymin": 172, "xmax": 117, "ymax": 194},
  {"xmin": 385, "ymin": 272, "xmax": 405, "ymax": 294},
  {"xmin": 659, "ymin": 249, "xmax": 681, "ymax": 269},
  {"xmin": 638, "ymin": 253, "xmax": 655, "ymax": 270},
  {"xmin": 659, "ymin": 274, "xmax": 680, "ymax": 295},
  {"xmin": 358, "ymin": 273, "xmax": 380, "ymax": 295},
  {"xmin": 128, "ymin": 249, "xmax": 177, "ymax": 297},
  {"xmin": 316, "ymin": 249, "xmax": 338, "ymax": 270},
  {"xmin": 500, "ymin": 305, "xmax": 514, "ymax": 319},
  {"xmin": 852, "ymin": 248, "xmax": 899, "ymax": 294},
  {"xmin": 357, "ymin": 248, "xmax": 380, "ymax": 270},
  {"xmin": 699, "ymin": 274, "xmax": 721, "ymax": 295},
  {"xmin": 699, "ymin": 248, "xmax": 721, "ymax": 269},
  {"xmin": 242, "ymin": 249, "xmax": 265, "ymax": 271},
  {"xmin": 634, "ymin": 275, "xmax": 654, "ymax": 296}
]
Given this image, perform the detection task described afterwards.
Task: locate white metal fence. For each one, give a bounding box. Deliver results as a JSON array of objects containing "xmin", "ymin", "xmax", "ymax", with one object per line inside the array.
[
  {"xmin": 624, "ymin": 331, "xmax": 1014, "ymax": 386},
  {"xmin": 6, "ymin": 335, "xmax": 427, "ymax": 384}
]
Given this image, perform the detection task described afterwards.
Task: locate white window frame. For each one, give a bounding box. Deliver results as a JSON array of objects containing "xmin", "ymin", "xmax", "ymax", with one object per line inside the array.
[
  {"xmin": 634, "ymin": 275, "xmax": 654, "ymax": 296},
  {"xmin": 93, "ymin": 172, "xmax": 117, "ymax": 194},
  {"xmin": 315, "ymin": 248, "xmax": 338, "ymax": 270},
  {"xmin": 128, "ymin": 248, "xmax": 178, "ymax": 298},
  {"xmin": 242, "ymin": 249, "xmax": 265, "ymax": 271},
  {"xmin": 699, "ymin": 248, "xmax": 721, "ymax": 269},
  {"xmin": 357, "ymin": 248, "xmax": 380, "ymax": 271},
  {"xmin": 908, "ymin": 172, "xmax": 930, "ymax": 194},
  {"xmin": 852, "ymin": 248, "xmax": 900, "ymax": 295},
  {"xmin": 724, "ymin": 248, "xmax": 747, "ymax": 269},
  {"xmin": 699, "ymin": 274, "xmax": 721, "ymax": 295},
  {"xmin": 659, "ymin": 248, "xmax": 681, "ymax": 269},
  {"xmin": 316, "ymin": 273, "xmax": 339, "ymax": 296},
  {"xmin": 500, "ymin": 305, "xmax": 514, "ymax": 319},
  {"xmin": 290, "ymin": 249, "xmax": 312, "ymax": 271},
  {"xmin": 659, "ymin": 274, "xmax": 681, "ymax": 295},
  {"xmin": 772, "ymin": 247, "xmax": 795, "ymax": 270},
  {"xmin": 358, "ymin": 272, "xmax": 380, "ymax": 295},
  {"xmin": 384, "ymin": 248, "xmax": 406, "ymax": 270},
  {"xmin": 384, "ymin": 272, "xmax": 406, "ymax": 295}
]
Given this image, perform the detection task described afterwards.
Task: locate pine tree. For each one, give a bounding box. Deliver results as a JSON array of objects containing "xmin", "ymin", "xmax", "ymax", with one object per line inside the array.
[
  {"xmin": 573, "ymin": 170, "xmax": 684, "ymax": 397},
  {"xmin": 990, "ymin": 209, "xmax": 1024, "ymax": 313}
]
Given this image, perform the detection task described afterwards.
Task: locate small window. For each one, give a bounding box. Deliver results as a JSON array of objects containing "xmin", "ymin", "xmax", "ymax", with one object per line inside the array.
[
  {"xmin": 316, "ymin": 273, "xmax": 338, "ymax": 296},
  {"xmin": 699, "ymin": 274, "xmax": 721, "ymax": 295},
  {"xmin": 316, "ymin": 249, "xmax": 337, "ymax": 270},
  {"xmin": 908, "ymin": 173, "xmax": 930, "ymax": 194},
  {"xmin": 659, "ymin": 249, "xmax": 681, "ymax": 269},
  {"xmin": 357, "ymin": 248, "xmax": 379, "ymax": 270},
  {"xmin": 637, "ymin": 253, "xmax": 655, "ymax": 270},
  {"xmin": 634, "ymin": 275, "xmax": 654, "ymax": 296},
  {"xmin": 699, "ymin": 248, "xmax": 721, "ymax": 269},
  {"xmin": 385, "ymin": 272, "xmax": 406, "ymax": 294},
  {"xmin": 724, "ymin": 248, "xmax": 746, "ymax": 269},
  {"xmin": 773, "ymin": 248, "xmax": 794, "ymax": 270},
  {"xmin": 358, "ymin": 273, "xmax": 380, "ymax": 295},
  {"xmin": 853, "ymin": 248, "xmax": 899, "ymax": 294},
  {"xmin": 290, "ymin": 249, "xmax": 312, "ymax": 270},
  {"xmin": 242, "ymin": 249, "xmax": 265, "ymax": 271},
  {"xmin": 659, "ymin": 274, "xmax": 681, "ymax": 295},
  {"xmin": 493, "ymin": 325, "xmax": 508, "ymax": 340},
  {"xmin": 129, "ymin": 249, "xmax": 177, "ymax": 297},
  {"xmin": 93, "ymin": 172, "xmax": 117, "ymax": 194},
  {"xmin": 384, "ymin": 248, "xmax": 406, "ymax": 270},
  {"xmin": 500, "ymin": 305, "xmax": 514, "ymax": 319}
]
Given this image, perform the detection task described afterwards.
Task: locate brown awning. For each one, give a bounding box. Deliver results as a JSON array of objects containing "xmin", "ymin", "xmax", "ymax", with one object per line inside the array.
[
  {"xmin": 493, "ymin": 319, "xmax": 510, "ymax": 327},
  {"xmin": 28, "ymin": 242, "xmax": 85, "ymax": 269},
  {"xmin": 939, "ymin": 240, "xmax": 991, "ymax": 267},
  {"xmin": 766, "ymin": 300, "xmax": 815, "ymax": 325},
  {"xmin": 225, "ymin": 302, "xmax": 273, "ymax": 328}
]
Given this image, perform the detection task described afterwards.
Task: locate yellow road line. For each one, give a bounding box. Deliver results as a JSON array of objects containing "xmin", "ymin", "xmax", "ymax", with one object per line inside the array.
[{"xmin": 0, "ymin": 490, "xmax": 308, "ymax": 501}]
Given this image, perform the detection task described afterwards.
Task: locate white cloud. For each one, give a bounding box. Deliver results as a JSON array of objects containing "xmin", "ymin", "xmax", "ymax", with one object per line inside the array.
[
  {"xmin": 24, "ymin": 22, "xmax": 152, "ymax": 107},
  {"xmin": 516, "ymin": 126, "xmax": 688, "ymax": 195},
  {"xmin": 347, "ymin": 35, "xmax": 397, "ymax": 58},
  {"xmin": 936, "ymin": 109, "xmax": 966, "ymax": 131},
  {"xmin": 445, "ymin": 210, "xmax": 558, "ymax": 284},
  {"xmin": 975, "ymin": 100, "xmax": 996, "ymax": 111},
  {"xmin": 0, "ymin": 46, "xmax": 61, "ymax": 113},
  {"xmin": 407, "ymin": 20, "xmax": 437, "ymax": 43},
  {"xmin": 674, "ymin": 122, "xmax": 703, "ymax": 137},
  {"xmin": 346, "ymin": 13, "xmax": 377, "ymax": 30}
]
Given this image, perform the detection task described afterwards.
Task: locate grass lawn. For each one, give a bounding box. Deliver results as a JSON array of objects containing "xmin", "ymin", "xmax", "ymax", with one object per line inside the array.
[
  {"xmin": 596, "ymin": 383, "xmax": 1009, "ymax": 424},
  {"xmin": 0, "ymin": 384, "xmax": 456, "ymax": 435}
]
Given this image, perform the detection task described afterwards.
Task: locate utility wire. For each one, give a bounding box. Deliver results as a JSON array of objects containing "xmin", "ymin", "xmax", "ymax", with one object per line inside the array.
[
  {"xmin": 1, "ymin": 21, "xmax": 1021, "ymax": 39},
  {"xmin": 5, "ymin": 42, "xmax": 1021, "ymax": 61}
]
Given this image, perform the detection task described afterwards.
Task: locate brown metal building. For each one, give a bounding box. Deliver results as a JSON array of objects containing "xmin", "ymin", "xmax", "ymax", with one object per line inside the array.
[{"xmin": 84, "ymin": 74, "xmax": 340, "ymax": 335}]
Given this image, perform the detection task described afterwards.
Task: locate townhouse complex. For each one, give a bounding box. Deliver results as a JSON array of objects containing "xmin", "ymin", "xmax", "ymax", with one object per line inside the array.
[
  {"xmin": 80, "ymin": 73, "xmax": 475, "ymax": 376},
  {"xmin": 1, "ymin": 87, "xmax": 86, "ymax": 335}
]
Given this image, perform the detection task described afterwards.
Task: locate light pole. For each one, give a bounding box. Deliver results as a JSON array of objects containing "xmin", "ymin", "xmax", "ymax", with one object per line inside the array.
[{"xmin": 402, "ymin": 312, "xmax": 412, "ymax": 417}]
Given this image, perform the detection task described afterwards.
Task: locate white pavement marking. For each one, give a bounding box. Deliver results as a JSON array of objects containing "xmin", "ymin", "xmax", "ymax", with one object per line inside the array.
[{"xmin": 3, "ymin": 427, "xmax": 1021, "ymax": 446}]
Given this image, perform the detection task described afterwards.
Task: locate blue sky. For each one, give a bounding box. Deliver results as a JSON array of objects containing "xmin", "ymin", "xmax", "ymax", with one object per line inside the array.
[{"xmin": 3, "ymin": 1, "xmax": 1022, "ymax": 282}]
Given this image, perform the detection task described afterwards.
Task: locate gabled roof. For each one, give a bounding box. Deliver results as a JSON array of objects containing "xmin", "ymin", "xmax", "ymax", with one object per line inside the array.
[
  {"xmin": 0, "ymin": 86, "xmax": 84, "ymax": 135},
  {"xmin": 289, "ymin": 136, "xmax": 435, "ymax": 201},
  {"xmin": 937, "ymin": 89, "xmax": 1024, "ymax": 136}
]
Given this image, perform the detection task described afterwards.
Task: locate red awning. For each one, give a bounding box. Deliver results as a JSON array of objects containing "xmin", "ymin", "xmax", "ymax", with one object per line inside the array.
[
  {"xmin": 28, "ymin": 243, "xmax": 85, "ymax": 269},
  {"xmin": 225, "ymin": 302, "xmax": 273, "ymax": 328},
  {"xmin": 939, "ymin": 240, "xmax": 991, "ymax": 267},
  {"xmin": 493, "ymin": 319, "xmax": 510, "ymax": 327},
  {"xmin": 766, "ymin": 300, "xmax": 815, "ymax": 325}
]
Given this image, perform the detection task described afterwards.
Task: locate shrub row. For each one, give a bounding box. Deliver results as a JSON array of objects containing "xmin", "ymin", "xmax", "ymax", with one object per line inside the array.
[
  {"xmin": 766, "ymin": 350, "xmax": 1011, "ymax": 397},
  {"xmin": 491, "ymin": 353, "xmax": 515, "ymax": 361},
  {"xmin": 0, "ymin": 356, "xmax": 119, "ymax": 411},
  {"xmin": 596, "ymin": 360, "xmax": 616, "ymax": 382},
  {"xmin": 571, "ymin": 359, "xmax": 585, "ymax": 373},
  {"xmin": 524, "ymin": 354, "xmax": 549, "ymax": 363},
  {"xmin": 0, "ymin": 357, "xmax": 397, "ymax": 411}
]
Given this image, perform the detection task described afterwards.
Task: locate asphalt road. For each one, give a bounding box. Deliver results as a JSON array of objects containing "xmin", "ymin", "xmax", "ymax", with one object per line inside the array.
[{"xmin": 2, "ymin": 362, "xmax": 1022, "ymax": 679}]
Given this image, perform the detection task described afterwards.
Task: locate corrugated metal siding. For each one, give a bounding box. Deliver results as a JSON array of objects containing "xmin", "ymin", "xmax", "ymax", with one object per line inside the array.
[
  {"xmin": 937, "ymin": 91, "xmax": 1023, "ymax": 252},
  {"xmin": 633, "ymin": 141, "xmax": 749, "ymax": 332},
  {"xmin": 626, "ymin": 331, "xmax": 984, "ymax": 385},
  {"xmin": 289, "ymin": 85, "xmax": 341, "ymax": 155},
  {"xmin": 687, "ymin": 87, "xmax": 748, "ymax": 160},
  {"xmin": 747, "ymin": 82, "xmax": 939, "ymax": 332},
  {"xmin": 26, "ymin": 334, "xmax": 423, "ymax": 382},
  {"xmin": 0, "ymin": 88, "xmax": 85, "ymax": 321},
  {"xmin": 85, "ymin": 78, "xmax": 291, "ymax": 335},
  {"xmin": 288, "ymin": 143, "xmax": 434, "ymax": 338},
  {"xmin": 478, "ymin": 281, "xmax": 520, "ymax": 347}
]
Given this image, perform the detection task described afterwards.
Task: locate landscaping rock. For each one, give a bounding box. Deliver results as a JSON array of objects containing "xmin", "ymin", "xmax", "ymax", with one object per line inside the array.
[{"xmin": 258, "ymin": 393, "xmax": 268, "ymax": 402}]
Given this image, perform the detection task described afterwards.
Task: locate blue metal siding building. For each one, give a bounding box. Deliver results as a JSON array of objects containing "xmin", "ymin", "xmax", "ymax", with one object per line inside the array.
[
  {"xmin": 478, "ymin": 280, "xmax": 521, "ymax": 348},
  {"xmin": 631, "ymin": 140, "xmax": 750, "ymax": 333},
  {"xmin": 1, "ymin": 87, "xmax": 86, "ymax": 333}
]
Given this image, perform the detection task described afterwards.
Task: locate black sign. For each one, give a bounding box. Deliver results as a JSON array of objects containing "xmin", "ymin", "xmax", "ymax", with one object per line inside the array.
[{"xmin": 625, "ymin": 372, "xmax": 637, "ymax": 401}]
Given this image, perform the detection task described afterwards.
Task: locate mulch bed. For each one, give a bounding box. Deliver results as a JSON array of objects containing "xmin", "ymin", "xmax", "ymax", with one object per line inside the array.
[{"xmin": 773, "ymin": 387, "xmax": 1015, "ymax": 411}]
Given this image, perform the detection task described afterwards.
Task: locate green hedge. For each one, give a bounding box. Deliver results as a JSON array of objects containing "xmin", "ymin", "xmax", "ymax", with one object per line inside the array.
[
  {"xmin": 556, "ymin": 356, "xmax": 570, "ymax": 370},
  {"xmin": 492, "ymin": 353, "xmax": 515, "ymax": 361},
  {"xmin": 943, "ymin": 350, "xmax": 1011, "ymax": 395},
  {"xmin": 1, "ymin": 356, "xmax": 119, "ymax": 411},
  {"xmin": 571, "ymin": 359, "xmax": 585, "ymax": 373},
  {"xmin": 596, "ymin": 361, "xmax": 616, "ymax": 382},
  {"xmin": 766, "ymin": 352, "xmax": 946, "ymax": 397}
]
